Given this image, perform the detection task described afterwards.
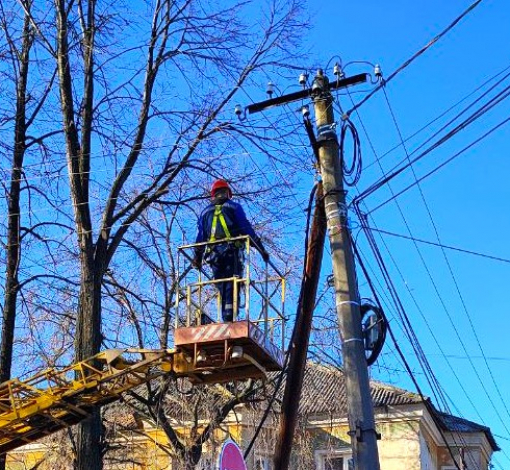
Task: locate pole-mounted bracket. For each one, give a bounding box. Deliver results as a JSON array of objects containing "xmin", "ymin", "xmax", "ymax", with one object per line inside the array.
[
  {"xmin": 245, "ymin": 73, "xmax": 368, "ymax": 115},
  {"xmin": 311, "ymin": 69, "xmax": 330, "ymax": 99},
  {"xmin": 316, "ymin": 123, "xmax": 338, "ymax": 143},
  {"xmin": 348, "ymin": 422, "xmax": 382, "ymax": 442}
]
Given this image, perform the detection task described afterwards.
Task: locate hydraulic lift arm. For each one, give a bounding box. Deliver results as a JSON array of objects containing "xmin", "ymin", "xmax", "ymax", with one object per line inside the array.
[{"xmin": 0, "ymin": 348, "xmax": 175, "ymax": 454}]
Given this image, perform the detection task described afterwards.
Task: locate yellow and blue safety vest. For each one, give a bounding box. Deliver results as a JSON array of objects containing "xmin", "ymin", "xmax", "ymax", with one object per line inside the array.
[{"xmin": 195, "ymin": 199, "xmax": 262, "ymax": 259}]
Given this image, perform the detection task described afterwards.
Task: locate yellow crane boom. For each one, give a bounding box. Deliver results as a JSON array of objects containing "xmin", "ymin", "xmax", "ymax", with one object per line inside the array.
[
  {"xmin": 0, "ymin": 238, "xmax": 287, "ymax": 455},
  {"xmin": 0, "ymin": 320, "xmax": 284, "ymax": 455},
  {"xmin": 0, "ymin": 348, "xmax": 174, "ymax": 454}
]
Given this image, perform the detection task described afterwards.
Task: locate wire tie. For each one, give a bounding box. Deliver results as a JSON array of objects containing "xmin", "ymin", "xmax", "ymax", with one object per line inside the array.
[
  {"xmin": 343, "ymin": 338, "xmax": 363, "ymax": 345},
  {"xmin": 328, "ymin": 224, "xmax": 342, "ymax": 235},
  {"xmin": 326, "ymin": 208, "xmax": 340, "ymax": 220}
]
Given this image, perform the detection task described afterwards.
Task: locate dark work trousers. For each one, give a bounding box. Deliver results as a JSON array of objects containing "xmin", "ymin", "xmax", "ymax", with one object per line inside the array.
[{"xmin": 211, "ymin": 247, "xmax": 243, "ymax": 322}]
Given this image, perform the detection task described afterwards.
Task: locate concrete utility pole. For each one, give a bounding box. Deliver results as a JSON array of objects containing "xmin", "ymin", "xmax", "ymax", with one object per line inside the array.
[
  {"xmin": 245, "ymin": 70, "xmax": 379, "ymax": 470},
  {"xmin": 311, "ymin": 69, "xmax": 380, "ymax": 470}
]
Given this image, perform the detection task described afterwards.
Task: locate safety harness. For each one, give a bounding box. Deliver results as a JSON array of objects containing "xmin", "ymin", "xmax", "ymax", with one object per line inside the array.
[
  {"xmin": 206, "ymin": 205, "xmax": 244, "ymax": 266},
  {"xmin": 209, "ymin": 205, "xmax": 231, "ymax": 242}
]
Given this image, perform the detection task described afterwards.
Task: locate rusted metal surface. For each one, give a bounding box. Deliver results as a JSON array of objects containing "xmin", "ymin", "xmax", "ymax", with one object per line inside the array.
[{"xmin": 174, "ymin": 320, "xmax": 284, "ymax": 384}]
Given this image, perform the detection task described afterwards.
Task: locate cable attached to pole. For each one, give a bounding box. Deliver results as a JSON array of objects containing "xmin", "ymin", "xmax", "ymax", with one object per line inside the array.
[
  {"xmin": 243, "ymin": 182, "xmax": 319, "ymax": 460},
  {"xmin": 340, "ymin": 119, "xmax": 362, "ymax": 186}
]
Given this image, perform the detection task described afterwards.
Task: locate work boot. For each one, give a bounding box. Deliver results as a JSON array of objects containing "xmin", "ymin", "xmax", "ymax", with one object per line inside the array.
[{"xmin": 201, "ymin": 313, "xmax": 213, "ymax": 325}]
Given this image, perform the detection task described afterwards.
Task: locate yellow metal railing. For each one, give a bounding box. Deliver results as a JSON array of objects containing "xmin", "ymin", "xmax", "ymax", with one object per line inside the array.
[{"xmin": 176, "ymin": 236, "xmax": 286, "ymax": 352}]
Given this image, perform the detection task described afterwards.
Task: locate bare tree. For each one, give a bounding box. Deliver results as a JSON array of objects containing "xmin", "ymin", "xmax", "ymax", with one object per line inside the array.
[
  {"xmin": 44, "ymin": 0, "xmax": 308, "ymax": 468},
  {"xmin": 0, "ymin": 0, "xmax": 35, "ymax": 388},
  {"xmin": 1, "ymin": 0, "xmax": 307, "ymax": 466},
  {"xmin": 0, "ymin": 2, "xmax": 64, "ymax": 467},
  {"xmin": 117, "ymin": 376, "xmax": 270, "ymax": 470}
]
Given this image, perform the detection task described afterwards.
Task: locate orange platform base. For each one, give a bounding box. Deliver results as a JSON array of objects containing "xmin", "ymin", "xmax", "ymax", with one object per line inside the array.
[{"xmin": 174, "ymin": 320, "xmax": 284, "ymax": 384}]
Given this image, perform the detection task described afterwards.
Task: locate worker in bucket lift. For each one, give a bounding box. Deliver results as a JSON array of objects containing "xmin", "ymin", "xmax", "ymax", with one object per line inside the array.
[{"xmin": 193, "ymin": 179, "xmax": 270, "ymax": 322}]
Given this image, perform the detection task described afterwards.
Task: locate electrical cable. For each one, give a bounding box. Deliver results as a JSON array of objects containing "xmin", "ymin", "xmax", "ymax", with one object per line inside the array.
[
  {"xmin": 353, "ymin": 239, "xmax": 463, "ymax": 470},
  {"xmin": 356, "ymin": 80, "xmax": 510, "ymax": 205},
  {"xmin": 363, "ymin": 227, "xmax": 510, "ymax": 265},
  {"xmin": 320, "ymin": 98, "xmax": 472, "ymax": 458},
  {"xmin": 366, "ymin": 113, "xmax": 510, "ymax": 213},
  {"xmin": 342, "ymin": 72, "xmax": 506, "ymax": 458},
  {"xmin": 359, "ymin": 301, "xmax": 387, "ymax": 366},
  {"xmin": 371, "ymin": 83, "xmax": 510, "ymax": 430},
  {"xmin": 356, "ymin": 214, "xmax": 445, "ymax": 407},
  {"xmin": 243, "ymin": 182, "xmax": 318, "ymax": 459},
  {"xmin": 339, "ymin": 118, "xmax": 362, "ymax": 186},
  {"xmin": 316, "ymin": 69, "xmax": 480, "ymax": 462},
  {"xmin": 380, "ymin": 83, "xmax": 510, "ymax": 430},
  {"xmin": 363, "ymin": 64, "xmax": 510, "ymax": 173},
  {"xmin": 358, "ymin": 226, "xmax": 477, "ymax": 445},
  {"xmin": 341, "ymin": 87, "xmax": 449, "ymax": 406},
  {"xmin": 356, "ymin": 215, "xmax": 510, "ymax": 466},
  {"xmin": 339, "ymin": 54, "xmax": 508, "ymax": 468},
  {"xmin": 358, "ymin": 208, "xmax": 510, "ymax": 428},
  {"xmin": 345, "ymin": 0, "xmax": 485, "ymax": 117}
]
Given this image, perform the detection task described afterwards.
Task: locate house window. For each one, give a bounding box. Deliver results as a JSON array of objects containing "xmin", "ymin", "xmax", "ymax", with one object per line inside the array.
[
  {"xmin": 324, "ymin": 456, "xmax": 344, "ymax": 470},
  {"xmin": 316, "ymin": 450, "xmax": 352, "ymax": 470}
]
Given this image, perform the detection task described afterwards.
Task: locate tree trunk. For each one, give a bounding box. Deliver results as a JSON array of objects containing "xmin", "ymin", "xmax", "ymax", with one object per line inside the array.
[
  {"xmin": 74, "ymin": 258, "xmax": 104, "ymax": 470},
  {"xmin": 183, "ymin": 446, "xmax": 202, "ymax": 470},
  {"xmin": 54, "ymin": 1, "xmax": 103, "ymax": 466},
  {"xmin": 0, "ymin": 164, "xmax": 22, "ymax": 382},
  {"xmin": 75, "ymin": 260, "xmax": 102, "ymax": 363},
  {"xmin": 0, "ymin": 0, "xmax": 32, "ymax": 387},
  {"xmin": 76, "ymin": 409, "xmax": 103, "ymax": 470},
  {"xmin": 0, "ymin": 151, "xmax": 23, "ymax": 470},
  {"xmin": 0, "ymin": 10, "xmax": 32, "ymax": 470}
]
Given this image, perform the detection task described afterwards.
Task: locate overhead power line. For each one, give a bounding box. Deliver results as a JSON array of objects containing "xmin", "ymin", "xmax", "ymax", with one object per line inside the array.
[
  {"xmin": 363, "ymin": 63, "xmax": 510, "ymax": 173},
  {"xmin": 365, "ymin": 227, "xmax": 510, "ymax": 265},
  {"xmin": 358, "ymin": 216, "xmax": 510, "ymax": 442},
  {"xmin": 352, "ymin": 238, "xmax": 465, "ymax": 470},
  {"xmin": 357, "ymin": 101, "xmax": 510, "ymax": 208},
  {"xmin": 346, "ymin": 0, "xmax": 486, "ymax": 117}
]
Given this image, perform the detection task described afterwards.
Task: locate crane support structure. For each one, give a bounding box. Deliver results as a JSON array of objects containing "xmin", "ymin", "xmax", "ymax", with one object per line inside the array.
[
  {"xmin": 0, "ymin": 321, "xmax": 284, "ymax": 455},
  {"xmin": 0, "ymin": 238, "xmax": 286, "ymax": 455},
  {"xmin": 0, "ymin": 349, "xmax": 175, "ymax": 454}
]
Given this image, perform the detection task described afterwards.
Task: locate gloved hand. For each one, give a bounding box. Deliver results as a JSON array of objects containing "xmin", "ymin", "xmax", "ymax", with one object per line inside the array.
[
  {"xmin": 192, "ymin": 255, "xmax": 202, "ymax": 270},
  {"xmin": 261, "ymin": 250, "xmax": 270, "ymax": 263}
]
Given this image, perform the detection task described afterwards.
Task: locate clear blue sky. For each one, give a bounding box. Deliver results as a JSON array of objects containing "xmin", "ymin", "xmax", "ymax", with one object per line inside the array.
[
  {"xmin": 304, "ymin": 1, "xmax": 510, "ymax": 468},
  {"xmin": 3, "ymin": 0, "xmax": 508, "ymax": 465}
]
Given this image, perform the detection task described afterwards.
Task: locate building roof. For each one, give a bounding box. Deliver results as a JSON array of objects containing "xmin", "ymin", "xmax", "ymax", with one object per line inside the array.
[
  {"xmin": 112, "ymin": 362, "xmax": 498, "ymax": 453},
  {"xmin": 436, "ymin": 411, "xmax": 500, "ymax": 451},
  {"xmin": 295, "ymin": 363, "xmax": 499, "ymax": 451},
  {"xmin": 297, "ymin": 362, "xmax": 422, "ymax": 416}
]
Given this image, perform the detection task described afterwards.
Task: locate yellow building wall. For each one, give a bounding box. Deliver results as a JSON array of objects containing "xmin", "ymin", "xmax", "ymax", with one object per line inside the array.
[
  {"xmin": 378, "ymin": 420, "xmax": 421, "ymax": 470},
  {"xmin": 5, "ymin": 421, "xmax": 243, "ymax": 470},
  {"xmin": 5, "ymin": 415, "xmax": 492, "ymax": 470},
  {"xmin": 302, "ymin": 419, "xmax": 422, "ymax": 470}
]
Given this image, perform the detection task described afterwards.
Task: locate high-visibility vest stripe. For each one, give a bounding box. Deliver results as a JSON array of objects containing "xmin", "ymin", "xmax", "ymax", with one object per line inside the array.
[{"xmin": 209, "ymin": 205, "xmax": 231, "ymax": 242}]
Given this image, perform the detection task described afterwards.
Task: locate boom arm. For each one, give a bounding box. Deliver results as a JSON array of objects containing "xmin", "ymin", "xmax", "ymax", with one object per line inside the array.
[{"xmin": 0, "ymin": 349, "xmax": 175, "ymax": 454}]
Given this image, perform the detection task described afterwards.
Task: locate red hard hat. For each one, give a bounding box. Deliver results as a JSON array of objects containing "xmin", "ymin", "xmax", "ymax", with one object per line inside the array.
[{"xmin": 211, "ymin": 179, "xmax": 232, "ymax": 198}]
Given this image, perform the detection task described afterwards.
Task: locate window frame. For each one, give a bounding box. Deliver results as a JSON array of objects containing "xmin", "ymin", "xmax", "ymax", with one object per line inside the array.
[{"xmin": 315, "ymin": 449, "xmax": 352, "ymax": 470}]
